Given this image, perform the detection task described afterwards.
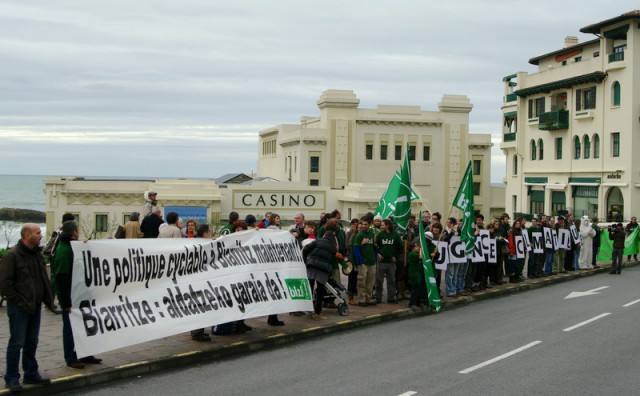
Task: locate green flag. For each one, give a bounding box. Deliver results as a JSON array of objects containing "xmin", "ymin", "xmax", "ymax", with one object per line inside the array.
[
  {"xmin": 597, "ymin": 226, "xmax": 640, "ymax": 261},
  {"xmin": 374, "ymin": 144, "xmax": 416, "ymax": 231},
  {"xmin": 453, "ymin": 161, "xmax": 475, "ymax": 256},
  {"xmin": 418, "ymin": 212, "xmax": 441, "ymax": 311}
]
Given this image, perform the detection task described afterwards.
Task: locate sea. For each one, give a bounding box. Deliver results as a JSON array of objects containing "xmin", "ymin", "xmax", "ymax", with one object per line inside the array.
[{"xmin": 0, "ymin": 175, "xmax": 47, "ymax": 248}]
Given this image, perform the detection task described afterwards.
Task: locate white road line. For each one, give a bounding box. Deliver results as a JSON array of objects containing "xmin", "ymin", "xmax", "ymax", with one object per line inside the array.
[
  {"xmin": 563, "ymin": 313, "xmax": 611, "ymax": 332},
  {"xmin": 623, "ymin": 299, "xmax": 640, "ymax": 307},
  {"xmin": 458, "ymin": 341, "xmax": 542, "ymax": 374},
  {"xmin": 397, "ymin": 392, "xmax": 417, "ymax": 396}
]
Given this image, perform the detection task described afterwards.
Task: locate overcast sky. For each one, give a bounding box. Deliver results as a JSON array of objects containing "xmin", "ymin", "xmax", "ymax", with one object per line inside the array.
[{"xmin": 1, "ymin": 1, "xmax": 637, "ymax": 183}]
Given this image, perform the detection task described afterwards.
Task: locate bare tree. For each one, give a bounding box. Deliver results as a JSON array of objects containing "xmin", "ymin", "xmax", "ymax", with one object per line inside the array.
[
  {"xmin": 0, "ymin": 221, "xmax": 19, "ymax": 249},
  {"xmin": 77, "ymin": 214, "xmax": 96, "ymax": 241}
]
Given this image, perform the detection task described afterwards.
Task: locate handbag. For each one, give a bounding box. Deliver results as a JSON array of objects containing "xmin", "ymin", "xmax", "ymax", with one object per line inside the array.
[{"xmin": 114, "ymin": 225, "xmax": 126, "ymax": 239}]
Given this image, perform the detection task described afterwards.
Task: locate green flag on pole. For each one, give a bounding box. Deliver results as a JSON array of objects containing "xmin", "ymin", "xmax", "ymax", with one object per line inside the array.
[
  {"xmin": 453, "ymin": 161, "xmax": 475, "ymax": 256},
  {"xmin": 418, "ymin": 212, "xmax": 441, "ymax": 311},
  {"xmin": 374, "ymin": 144, "xmax": 416, "ymax": 231}
]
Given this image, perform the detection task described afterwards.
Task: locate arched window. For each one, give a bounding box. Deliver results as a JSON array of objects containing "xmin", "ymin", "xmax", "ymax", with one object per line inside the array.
[
  {"xmin": 583, "ymin": 135, "xmax": 591, "ymax": 159},
  {"xmin": 612, "ymin": 81, "xmax": 621, "ymax": 106},
  {"xmin": 574, "ymin": 136, "xmax": 581, "ymax": 159},
  {"xmin": 593, "ymin": 134, "xmax": 600, "ymax": 159},
  {"xmin": 530, "ymin": 140, "xmax": 537, "ymax": 160},
  {"xmin": 513, "ymin": 155, "xmax": 518, "ymax": 175},
  {"xmin": 538, "ymin": 139, "xmax": 544, "ymax": 160}
]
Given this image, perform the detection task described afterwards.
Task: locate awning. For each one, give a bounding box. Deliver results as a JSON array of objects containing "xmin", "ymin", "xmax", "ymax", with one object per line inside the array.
[{"xmin": 545, "ymin": 183, "xmax": 567, "ymax": 190}]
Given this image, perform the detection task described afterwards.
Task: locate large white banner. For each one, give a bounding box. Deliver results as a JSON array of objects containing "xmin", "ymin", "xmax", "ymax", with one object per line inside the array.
[{"xmin": 70, "ymin": 230, "xmax": 313, "ymax": 357}]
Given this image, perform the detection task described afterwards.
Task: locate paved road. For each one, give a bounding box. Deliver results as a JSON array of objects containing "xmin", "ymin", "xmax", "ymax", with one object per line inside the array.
[{"xmin": 66, "ymin": 267, "xmax": 640, "ymax": 395}]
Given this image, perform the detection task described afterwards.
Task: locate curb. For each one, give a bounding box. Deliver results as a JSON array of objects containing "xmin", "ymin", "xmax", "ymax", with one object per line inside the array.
[{"xmin": 4, "ymin": 261, "xmax": 636, "ymax": 395}]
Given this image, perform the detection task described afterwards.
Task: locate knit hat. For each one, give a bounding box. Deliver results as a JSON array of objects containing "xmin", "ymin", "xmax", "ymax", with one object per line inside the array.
[
  {"xmin": 424, "ymin": 231, "xmax": 434, "ymax": 241},
  {"xmin": 373, "ymin": 214, "xmax": 383, "ymax": 221}
]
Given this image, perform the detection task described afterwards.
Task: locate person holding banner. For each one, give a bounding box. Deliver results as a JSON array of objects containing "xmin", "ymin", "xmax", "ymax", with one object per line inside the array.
[
  {"xmin": 553, "ymin": 216, "xmax": 567, "ymax": 274},
  {"xmin": 591, "ymin": 218, "xmax": 601, "ymax": 268},
  {"xmin": 625, "ymin": 217, "xmax": 638, "ymax": 262},
  {"xmin": 53, "ymin": 221, "xmax": 102, "ymax": 369},
  {"xmin": 507, "ymin": 219, "xmax": 525, "ymax": 283},
  {"xmin": 444, "ymin": 217, "xmax": 460, "ymax": 298}
]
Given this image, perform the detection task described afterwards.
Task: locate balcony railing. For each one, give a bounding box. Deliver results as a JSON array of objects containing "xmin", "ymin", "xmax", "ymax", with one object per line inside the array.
[
  {"xmin": 608, "ymin": 52, "xmax": 624, "ymax": 63},
  {"xmin": 503, "ymin": 132, "xmax": 516, "ymax": 142},
  {"xmin": 504, "ymin": 93, "xmax": 517, "ymax": 103},
  {"xmin": 538, "ymin": 109, "xmax": 569, "ymax": 130}
]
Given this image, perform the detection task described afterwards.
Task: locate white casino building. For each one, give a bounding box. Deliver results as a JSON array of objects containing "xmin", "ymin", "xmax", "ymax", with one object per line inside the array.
[
  {"xmin": 501, "ymin": 11, "xmax": 640, "ymax": 222},
  {"xmin": 44, "ymin": 89, "xmax": 499, "ymax": 238}
]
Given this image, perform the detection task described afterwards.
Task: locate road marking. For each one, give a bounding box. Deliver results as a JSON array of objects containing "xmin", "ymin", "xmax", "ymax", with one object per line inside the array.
[
  {"xmin": 302, "ymin": 326, "xmax": 322, "ymax": 332},
  {"xmin": 336, "ymin": 319, "xmax": 352, "ymax": 325},
  {"xmin": 366, "ymin": 313, "xmax": 382, "ymax": 319},
  {"xmin": 52, "ymin": 374, "xmax": 84, "ymax": 382},
  {"xmin": 623, "ymin": 298, "xmax": 640, "ymax": 307},
  {"xmin": 116, "ymin": 361, "xmax": 149, "ymax": 369},
  {"xmin": 563, "ymin": 313, "xmax": 610, "ymax": 332},
  {"xmin": 266, "ymin": 333, "xmax": 286, "ymax": 339},
  {"xmin": 174, "ymin": 350, "xmax": 200, "ymax": 357},
  {"xmin": 397, "ymin": 392, "xmax": 417, "ymax": 396},
  {"xmin": 565, "ymin": 286, "xmax": 609, "ymax": 299},
  {"xmin": 459, "ymin": 341, "xmax": 542, "ymax": 374}
]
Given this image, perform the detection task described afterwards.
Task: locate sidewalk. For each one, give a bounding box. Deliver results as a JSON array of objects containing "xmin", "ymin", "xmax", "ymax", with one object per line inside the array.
[{"xmin": 0, "ymin": 262, "xmax": 633, "ymax": 395}]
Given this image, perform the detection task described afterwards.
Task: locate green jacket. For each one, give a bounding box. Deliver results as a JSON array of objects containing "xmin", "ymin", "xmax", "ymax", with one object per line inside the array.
[
  {"xmin": 375, "ymin": 230, "xmax": 402, "ymax": 262},
  {"xmin": 407, "ymin": 251, "xmax": 422, "ymax": 285},
  {"xmin": 353, "ymin": 230, "xmax": 376, "ymax": 265},
  {"xmin": 52, "ymin": 237, "xmax": 73, "ymax": 275}
]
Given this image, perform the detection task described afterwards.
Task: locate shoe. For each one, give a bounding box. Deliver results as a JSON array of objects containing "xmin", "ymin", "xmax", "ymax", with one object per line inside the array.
[
  {"xmin": 23, "ymin": 375, "xmax": 51, "ymax": 385},
  {"xmin": 191, "ymin": 333, "xmax": 211, "ymax": 342},
  {"xmin": 4, "ymin": 380, "xmax": 22, "ymax": 392},
  {"xmin": 310, "ymin": 313, "xmax": 327, "ymax": 320},
  {"xmin": 50, "ymin": 306, "xmax": 63, "ymax": 315},
  {"xmin": 358, "ymin": 302, "xmax": 367, "ymax": 307},
  {"xmin": 67, "ymin": 360, "xmax": 86, "ymax": 369},
  {"xmin": 236, "ymin": 322, "xmax": 253, "ymax": 332},
  {"xmin": 593, "ymin": 265, "xmax": 600, "ymax": 268},
  {"xmin": 79, "ymin": 356, "xmax": 103, "ymax": 364},
  {"xmin": 348, "ymin": 297, "xmax": 357, "ymax": 305},
  {"xmin": 609, "ymin": 271, "xmax": 616, "ymax": 275},
  {"xmin": 268, "ymin": 319, "xmax": 285, "ymax": 326}
]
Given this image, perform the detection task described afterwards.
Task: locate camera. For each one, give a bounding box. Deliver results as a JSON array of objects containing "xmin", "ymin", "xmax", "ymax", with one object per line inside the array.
[{"xmin": 609, "ymin": 224, "xmax": 618, "ymax": 232}]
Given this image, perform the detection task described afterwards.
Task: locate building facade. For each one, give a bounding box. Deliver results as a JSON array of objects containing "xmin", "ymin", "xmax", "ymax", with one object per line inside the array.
[
  {"xmin": 45, "ymin": 90, "xmax": 495, "ymax": 238},
  {"xmin": 501, "ymin": 11, "xmax": 640, "ymax": 222}
]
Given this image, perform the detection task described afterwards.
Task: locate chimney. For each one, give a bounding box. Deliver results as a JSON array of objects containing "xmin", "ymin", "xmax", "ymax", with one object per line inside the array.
[{"xmin": 564, "ymin": 36, "xmax": 579, "ymax": 48}]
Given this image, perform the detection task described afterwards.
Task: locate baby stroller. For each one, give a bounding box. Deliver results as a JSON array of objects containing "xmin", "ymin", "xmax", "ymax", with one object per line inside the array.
[{"xmin": 321, "ymin": 278, "xmax": 349, "ymax": 316}]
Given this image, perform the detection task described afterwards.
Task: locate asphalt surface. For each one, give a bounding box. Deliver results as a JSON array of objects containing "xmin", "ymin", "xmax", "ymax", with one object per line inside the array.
[
  {"xmin": 64, "ymin": 265, "xmax": 640, "ymax": 396},
  {"xmin": 0, "ymin": 260, "xmax": 636, "ymax": 395}
]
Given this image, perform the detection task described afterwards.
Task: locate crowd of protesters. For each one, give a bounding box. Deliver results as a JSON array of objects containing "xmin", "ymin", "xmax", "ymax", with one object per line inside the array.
[{"xmin": 1, "ymin": 189, "xmax": 637, "ymax": 390}]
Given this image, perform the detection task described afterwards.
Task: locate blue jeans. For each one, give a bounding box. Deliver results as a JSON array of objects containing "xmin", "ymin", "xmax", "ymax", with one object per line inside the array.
[
  {"xmin": 4, "ymin": 304, "xmax": 42, "ymax": 384},
  {"xmin": 62, "ymin": 311, "xmax": 78, "ymax": 364},
  {"xmin": 573, "ymin": 247, "xmax": 581, "ymax": 270},
  {"xmin": 456, "ymin": 260, "xmax": 469, "ymax": 293},
  {"xmin": 544, "ymin": 252, "xmax": 554, "ymax": 274},
  {"xmin": 445, "ymin": 262, "xmax": 459, "ymax": 296}
]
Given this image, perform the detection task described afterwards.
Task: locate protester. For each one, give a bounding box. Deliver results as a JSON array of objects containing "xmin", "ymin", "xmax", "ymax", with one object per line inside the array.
[
  {"xmin": 140, "ymin": 207, "xmax": 164, "ymax": 238},
  {"xmin": 354, "ymin": 218, "xmax": 377, "ymax": 306},
  {"xmin": 406, "ymin": 242, "xmax": 425, "ymax": 309},
  {"xmin": 374, "ymin": 219, "xmax": 402, "ymax": 304},
  {"xmin": 625, "ymin": 216, "xmax": 638, "ymax": 262},
  {"xmin": 53, "ymin": 221, "xmax": 102, "ymax": 369},
  {"xmin": 0, "ymin": 224, "xmax": 53, "ymax": 391},
  {"xmin": 124, "ymin": 212, "xmax": 144, "ymax": 239},
  {"xmin": 158, "ymin": 212, "xmax": 182, "ymax": 238},
  {"xmin": 609, "ymin": 223, "xmax": 625, "ymax": 274},
  {"xmin": 220, "ymin": 212, "xmax": 239, "ymax": 236},
  {"xmin": 142, "ymin": 191, "xmax": 158, "ymax": 218},
  {"xmin": 302, "ymin": 228, "xmax": 337, "ymax": 320},
  {"xmin": 592, "ymin": 218, "xmax": 601, "ymax": 268},
  {"xmin": 185, "ymin": 219, "xmax": 198, "ymax": 238},
  {"xmin": 43, "ymin": 212, "xmax": 76, "ymax": 315}
]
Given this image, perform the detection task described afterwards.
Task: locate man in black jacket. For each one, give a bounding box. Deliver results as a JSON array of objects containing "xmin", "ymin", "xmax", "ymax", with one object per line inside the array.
[
  {"xmin": 609, "ymin": 223, "xmax": 626, "ymax": 274},
  {"xmin": 0, "ymin": 224, "xmax": 53, "ymax": 391}
]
